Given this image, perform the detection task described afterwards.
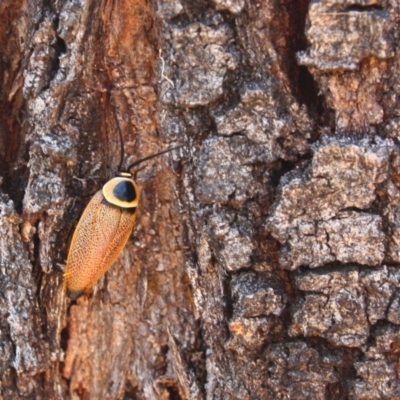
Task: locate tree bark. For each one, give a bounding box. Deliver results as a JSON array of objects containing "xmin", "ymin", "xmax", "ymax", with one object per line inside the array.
[{"xmin": 1, "ymin": 0, "xmax": 399, "ymax": 399}]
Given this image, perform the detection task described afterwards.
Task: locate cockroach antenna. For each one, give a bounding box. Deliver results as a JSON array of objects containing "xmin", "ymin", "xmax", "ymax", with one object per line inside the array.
[{"xmin": 126, "ymin": 145, "xmax": 183, "ymax": 172}]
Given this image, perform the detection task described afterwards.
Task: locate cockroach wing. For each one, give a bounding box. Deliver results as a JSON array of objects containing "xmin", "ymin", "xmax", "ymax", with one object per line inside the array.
[{"xmin": 64, "ymin": 190, "xmax": 137, "ymax": 297}]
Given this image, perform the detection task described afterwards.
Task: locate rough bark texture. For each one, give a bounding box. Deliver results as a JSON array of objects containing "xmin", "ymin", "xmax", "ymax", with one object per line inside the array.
[{"xmin": 1, "ymin": 0, "xmax": 399, "ymax": 399}]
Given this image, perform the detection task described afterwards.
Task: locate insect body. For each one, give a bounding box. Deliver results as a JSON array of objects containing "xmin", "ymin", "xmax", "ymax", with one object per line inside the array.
[{"xmin": 64, "ymin": 147, "xmax": 180, "ymax": 299}]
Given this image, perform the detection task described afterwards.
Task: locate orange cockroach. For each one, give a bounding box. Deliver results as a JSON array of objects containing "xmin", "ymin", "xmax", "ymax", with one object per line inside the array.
[{"xmin": 64, "ymin": 126, "xmax": 181, "ymax": 299}]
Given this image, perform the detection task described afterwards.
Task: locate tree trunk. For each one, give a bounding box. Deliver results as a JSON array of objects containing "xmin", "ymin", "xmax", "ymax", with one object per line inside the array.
[{"xmin": 1, "ymin": 0, "xmax": 399, "ymax": 399}]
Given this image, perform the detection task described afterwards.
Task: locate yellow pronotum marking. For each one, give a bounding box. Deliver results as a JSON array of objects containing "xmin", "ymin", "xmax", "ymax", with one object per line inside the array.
[
  {"xmin": 102, "ymin": 177, "xmax": 140, "ymax": 208},
  {"xmin": 64, "ymin": 190, "xmax": 137, "ymax": 294}
]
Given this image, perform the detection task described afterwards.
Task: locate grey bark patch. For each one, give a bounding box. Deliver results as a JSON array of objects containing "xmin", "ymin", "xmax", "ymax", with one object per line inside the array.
[
  {"xmin": 360, "ymin": 267, "xmax": 400, "ymax": 325},
  {"xmin": 297, "ymin": 0, "xmax": 395, "ymax": 70},
  {"xmin": 268, "ymin": 137, "xmax": 391, "ymax": 269},
  {"xmin": 196, "ymin": 136, "xmax": 261, "ymax": 206},
  {"xmin": 164, "ymin": 22, "xmax": 238, "ymax": 107},
  {"xmin": 352, "ymin": 360, "xmax": 400, "ymax": 399},
  {"xmin": 0, "ymin": 193, "xmax": 47, "ymax": 397},
  {"xmin": 213, "ymin": 81, "xmax": 311, "ymax": 161},
  {"xmin": 155, "ymin": 0, "xmax": 184, "ymax": 20},
  {"xmin": 281, "ymin": 211, "xmax": 385, "ymax": 269},
  {"xmin": 290, "ymin": 267, "xmax": 400, "ymax": 348},
  {"xmin": 208, "ymin": 212, "xmax": 254, "ymax": 271},
  {"xmin": 231, "ymin": 271, "xmax": 286, "ymax": 318},
  {"xmin": 265, "ymin": 341, "xmax": 341, "ymax": 399},
  {"xmin": 290, "ymin": 268, "xmax": 369, "ymax": 347},
  {"xmin": 211, "ymin": 0, "xmax": 245, "ymax": 15}
]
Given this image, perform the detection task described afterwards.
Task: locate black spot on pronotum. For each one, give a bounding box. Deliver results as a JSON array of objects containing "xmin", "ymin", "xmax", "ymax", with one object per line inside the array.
[{"xmin": 113, "ymin": 181, "xmax": 136, "ymax": 202}]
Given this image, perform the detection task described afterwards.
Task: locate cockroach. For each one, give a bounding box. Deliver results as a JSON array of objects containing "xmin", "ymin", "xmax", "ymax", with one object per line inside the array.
[{"xmin": 64, "ymin": 124, "xmax": 181, "ymax": 299}]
